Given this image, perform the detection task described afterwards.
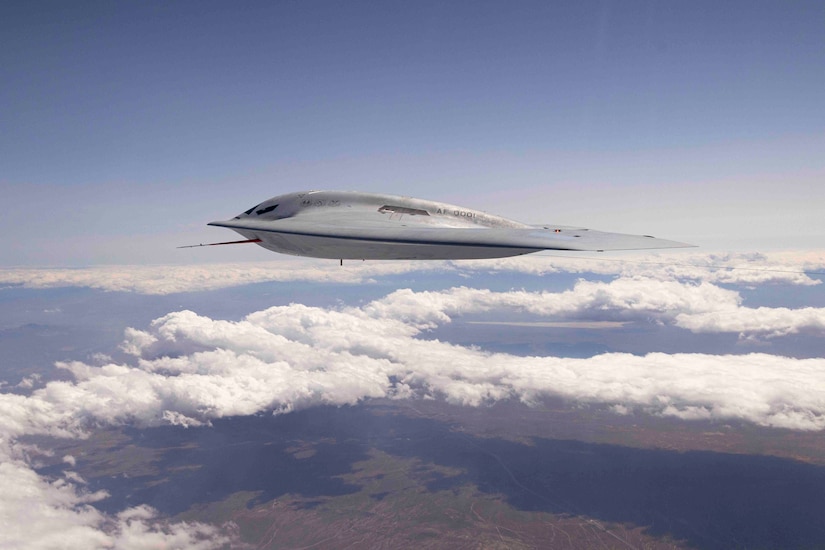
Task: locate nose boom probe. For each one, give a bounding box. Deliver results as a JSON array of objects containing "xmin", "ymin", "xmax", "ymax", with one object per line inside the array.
[{"xmin": 177, "ymin": 238, "xmax": 262, "ymax": 249}]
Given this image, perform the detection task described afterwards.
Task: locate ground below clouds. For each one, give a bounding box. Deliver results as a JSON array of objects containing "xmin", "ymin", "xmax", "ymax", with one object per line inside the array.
[{"xmin": 35, "ymin": 399, "xmax": 825, "ymax": 550}]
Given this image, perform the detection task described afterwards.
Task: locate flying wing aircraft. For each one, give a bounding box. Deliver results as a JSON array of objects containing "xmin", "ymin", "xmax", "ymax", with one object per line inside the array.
[{"xmin": 189, "ymin": 190, "xmax": 693, "ymax": 260}]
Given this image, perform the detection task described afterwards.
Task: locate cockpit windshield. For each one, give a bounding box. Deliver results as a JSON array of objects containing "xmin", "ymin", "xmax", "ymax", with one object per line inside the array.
[
  {"xmin": 256, "ymin": 204, "xmax": 278, "ymax": 215},
  {"xmin": 241, "ymin": 203, "xmax": 279, "ymax": 216}
]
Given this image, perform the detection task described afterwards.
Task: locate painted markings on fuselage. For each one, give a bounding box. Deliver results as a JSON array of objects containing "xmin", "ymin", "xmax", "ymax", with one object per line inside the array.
[
  {"xmin": 288, "ymin": 200, "xmax": 488, "ymax": 223},
  {"xmin": 435, "ymin": 208, "xmax": 479, "ymax": 219}
]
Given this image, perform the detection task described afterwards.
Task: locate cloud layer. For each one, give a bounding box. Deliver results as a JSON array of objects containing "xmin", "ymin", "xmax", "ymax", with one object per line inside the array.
[
  {"xmin": 375, "ymin": 279, "xmax": 825, "ymax": 338},
  {"xmin": 110, "ymin": 290, "xmax": 823, "ymax": 431},
  {"xmin": 3, "ymin": 281, "xmax": 823, "ymax": 442},
  {"xmin": 1, "ymin": 250, "xmax": 822, "ymax": 294}
]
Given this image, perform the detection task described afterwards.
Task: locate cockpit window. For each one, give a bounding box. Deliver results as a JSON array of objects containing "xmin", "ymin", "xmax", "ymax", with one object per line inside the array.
[
  {"xmin": 378, "ymin": 205, "xmax": 429, "ymax": 216},
  {"xmin": 243, "ymin": 204, "xmax": 261, "ymax": 215},
  {"xmin": 256, "ymin": 204, "xmax": 279, "ymax": 215}
]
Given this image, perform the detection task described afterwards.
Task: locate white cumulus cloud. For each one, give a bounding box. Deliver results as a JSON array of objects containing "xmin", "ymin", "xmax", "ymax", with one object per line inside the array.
[
  {"xmin": 367, "ymin": 279, "xmax": 825, "ymax": 338},
  {"xmin": 3, "ymin": 286, "xmax": 823, "ymax": 440}
]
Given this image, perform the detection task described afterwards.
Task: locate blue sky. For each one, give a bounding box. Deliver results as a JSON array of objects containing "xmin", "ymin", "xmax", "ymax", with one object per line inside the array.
[{"xmin": 2, "ymin": 0, "xmax": 823, "ymax": 264}]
